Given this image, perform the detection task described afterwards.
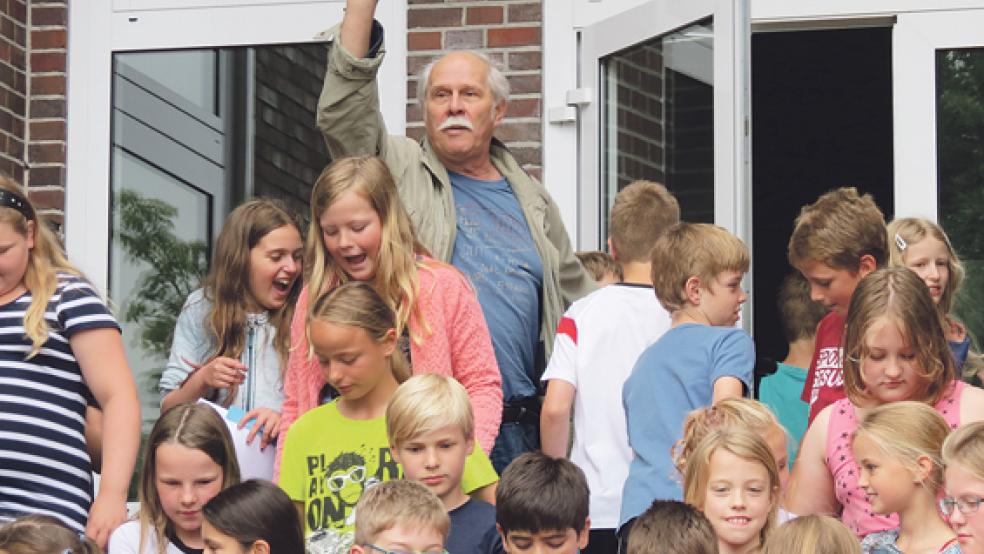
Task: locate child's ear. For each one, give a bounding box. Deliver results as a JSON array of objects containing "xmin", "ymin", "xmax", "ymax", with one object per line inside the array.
[
  {"xmin": 913, "ymin": 454, "xmax": 935, "ymax": 483},
  {"xmin": 390, "ymin": 444, "xmax": 402, "ymax": 464},
  {"xmin": 381, "ymin": 328, "xmax": 398, "ymax": 356},
  {"xmin": 608, "ymin": 238, "xmax": 620, "ymax": 262},
  {"xmin": 250, "ymin": 539, "xmax": 271, "ymax": 554},
  {"xmin": 497, "ymin": 524, "xmax": 509, "ymax": 552},
  {"xmin": 350, "ymin": 544, "xmax": 366, "ymax": 554},
  {"xmin": 684, "ymin": 276, "xmax": 702, "ymax": 305},
  {"xmin": 577, "ymin": 518, "xmax": 591, "ymax": 549},
  {"xmin": 858, "ymin": 254, "xmax": 877, "ymax": 278}
]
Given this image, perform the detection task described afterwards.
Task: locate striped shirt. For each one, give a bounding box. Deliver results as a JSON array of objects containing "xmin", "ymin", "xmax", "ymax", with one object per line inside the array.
[{"xmin": 0, "ymin": 274, "xmax": 120, "ymax": 533}]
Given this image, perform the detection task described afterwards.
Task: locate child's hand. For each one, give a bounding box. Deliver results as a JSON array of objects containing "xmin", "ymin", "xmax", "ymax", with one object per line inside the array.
[
  {"xmin": 184, "ymin": 356, "xmax": 246, "ymax": 390},
  {"xmin": 86, "ymin": 490, "xmax": 127, "ymax": 548},
  {"xmin": 240, "ymin": 407, "xmax": 282, "ymax": 450}
]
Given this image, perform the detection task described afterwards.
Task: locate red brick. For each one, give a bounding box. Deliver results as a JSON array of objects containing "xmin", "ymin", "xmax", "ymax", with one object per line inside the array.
[
  {"xmin": 30, "ymin": 6, "xmax": 65, "ymax": 27},
  {"xmin": 27, "ymin": 187, "xmax": 63, "ymax": 209},
  {"xmin": 509, "ymin": 3, "xmax": 542, "ymax": 23},
  {"xmin": 494, "ymin": 121, "xmax": 540, "ymax": 143},
  {"xmin": 27, "ymin": 142, "xmax": 63, "ymax": 164},
  {"xmin": 487, "ymin": 27, "xmax": 540, "ymax": 48},
  {"xmin": 8, "ymin": 0, "xmax": 26, "ymax": 23},
  {"xmin": 408, "ymin": 0, "xmax": 444, "ymax": 4},
  {"xmin": 29, "ymin": 120, "xmax": 64, "ymax": 141},
  {"xmin": 406, "ymin": 102, "xmax": 423, "ymax": 122},
  {"xmin": 507, "ymin": 98, "xmax": 540, "ymax": 118},
  {"xmin": 30, "ymin": 29, "xmax": 66, "ymax": 50},
  {"xmin": 466, "ymin": 6, "xmax": 503, "ymax": 25},
  {"xmin": 445, "ymin": 29, "xmax": 483, "ymax": 49},
  {"xmin": 509, "ymin": 51, "xmax": 541, "ymax": 71},
  {"xmin": 30, "ymin": 74, "xmax": 64, "ymax": 96},
  {"xmin": 408, "ymin": 54, "xmax": 439, "ymax": 76},
  {"xmin": 408, "ymin": 31, "xmax": 442, "ymax": 51},
  {"xmin": 408, "ymin": 7, "xmax": 462, "ymax": 29},
  {"xmin": 507, "ymin": 74, "xmax": 541, "ymax": 95},
  {"xmin": 0, "ymin": 17, "xmax": 16, "ymax": 44},
  {"xmin": 8, "ymin": 42, "xmax": 23, "ymax": 69},
  {"xmin": 28, "ymin": 165, "xmax": 62, "ymax": 186},
  {"xmin": 407, "ymin": 79, "xmax": 418, "ymax": 100},
  {"xmin": 30, "ymin": 98, "xmax": 64, "ymax": 118},
  {"xmin": 30, "ymin": 51, "xmax": 64, "ymax": 72}
]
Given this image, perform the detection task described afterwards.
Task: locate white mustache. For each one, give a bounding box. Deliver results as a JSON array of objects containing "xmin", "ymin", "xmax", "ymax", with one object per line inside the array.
[{"xmin": 439, "ymin": 116, "xmax": 474, "ymax": 131}]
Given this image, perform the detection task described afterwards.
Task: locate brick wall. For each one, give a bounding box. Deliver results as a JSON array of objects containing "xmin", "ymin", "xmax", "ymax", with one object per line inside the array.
[
  {"xmin": 405, "ymin": 0, "xmax": 543, "ymax": 180},
  {"xmin": 607, "ymin": 39, "xmax": 714, "ymax": 223},
  {"xmin": 253, "ymin": 43, "xmax": 329, "ymax": 219},
  {"xmin": 0, "ymin": 0, "xmax": 68, "ymax": 225},
  {"xmin": 0, "ymin": 0, "xmax": 27, "ymax": 184}
]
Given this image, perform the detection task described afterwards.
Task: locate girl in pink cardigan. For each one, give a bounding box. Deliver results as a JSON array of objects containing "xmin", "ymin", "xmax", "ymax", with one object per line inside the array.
[{"xmin": 275, "ymin": 156, "xmax": 502, "ymax": 475}]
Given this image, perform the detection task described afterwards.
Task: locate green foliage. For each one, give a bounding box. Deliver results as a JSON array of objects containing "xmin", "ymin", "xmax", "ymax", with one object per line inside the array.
[
  {"xmin": 115, "ymin": 189, "xmax": 208, "ymax": 359},
  {"xmin": 937, "ymin": 50, "xmax": 984, "ymax": 344}
]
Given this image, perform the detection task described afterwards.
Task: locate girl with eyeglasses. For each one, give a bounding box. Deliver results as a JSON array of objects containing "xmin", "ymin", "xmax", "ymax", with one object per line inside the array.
[
  {"xmin": 787, "ymin": 267, "xmax": 984, "ymax": 539},
  {"xmin": 942, "ymin": 420, "xmax": 984, "ymax": 553},
  {"xmin": 277, "ymin": 282, "xmax": 496, "ymax": 554},
  {"xmin": 852, "ymin": 401, "xmax": 959, "ymax": 553}
]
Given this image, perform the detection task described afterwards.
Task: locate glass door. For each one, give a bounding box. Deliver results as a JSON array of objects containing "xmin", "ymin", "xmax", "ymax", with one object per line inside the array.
[
  {"xmin": 578, "ymin": 0, "xmax": 750, "ymax": 246},
  {"xmin": 577, "ymin": 0, "xmax": 751, "ymax": 319},
  {"xmin": 894, "ymin": 9, "xmax": 984, "ymax": 350}
]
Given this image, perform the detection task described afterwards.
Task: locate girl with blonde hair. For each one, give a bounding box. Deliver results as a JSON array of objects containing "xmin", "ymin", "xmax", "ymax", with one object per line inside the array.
[
  {"xmin": 108, "ymin": 403, "xmax": 241, "ymax": 554},
  {"xmin": 0, "ymin": 176, "xmax": 139, "ymax": 548},
  {"xmin": 888, "ymin": 217, "xmax": 980, "ymax": 376},
  {"xmin": 787, "ymin": 267, "xmax": 984, "ymax": 538},
  {"xmin": 276, "ymin": 156, "xmax": 502, "ymax": 474},
  {"xmin": 160, "ymin": 199, "xmax": 303, "ymax": 450},
  {"xmin": 762, "ymin": 515, "xmax": 860, "ymax": 554},
  {"xmin": 941, "ymin": 420, "xmax": 984, "ymax": 553},
  {"xmin": 853, "ymin": 401, "xmax": 958, "ymax": 553},
  {"xmin": 278, "ymin": 282, "xmax": 496, "ymax": 552},
  {"xmin": 683, "ymin": 427, "xmax": 780, "ymax": 554}
]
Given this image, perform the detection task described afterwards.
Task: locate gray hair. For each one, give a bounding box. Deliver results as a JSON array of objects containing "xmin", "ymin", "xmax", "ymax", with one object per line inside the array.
[{"xmin": 416, "ymin": 51, "xmax": 510, "ymax": 108}]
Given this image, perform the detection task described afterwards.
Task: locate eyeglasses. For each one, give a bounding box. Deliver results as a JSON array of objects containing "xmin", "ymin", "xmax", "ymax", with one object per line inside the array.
[
  {"xmin": 941, "ymin": 496, "xmax": 984, "ymax": 515},
  {"xmin": 326, "ymin": 465, "xmax": 366, "ymax": 492},
  {"xmin": 365, "ymin": 543, "xmax": 448, "ymax": 554}
]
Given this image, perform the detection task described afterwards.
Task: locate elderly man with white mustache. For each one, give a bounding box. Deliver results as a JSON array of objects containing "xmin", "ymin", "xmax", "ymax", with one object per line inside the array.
[{"xmin": 316, "ymin": 0, "xmax": 596, "ymax": 471}]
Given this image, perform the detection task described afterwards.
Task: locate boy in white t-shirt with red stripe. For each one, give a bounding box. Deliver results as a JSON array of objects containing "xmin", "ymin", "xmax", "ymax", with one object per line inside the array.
[{"xmin": 540, "ymin": 180, "xmax": 680, "ymax": 554}]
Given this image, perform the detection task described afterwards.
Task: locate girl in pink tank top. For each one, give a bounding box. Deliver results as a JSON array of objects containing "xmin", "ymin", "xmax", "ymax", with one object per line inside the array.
[{"xmin": 786, "ymin": 268, "xmax": 984, "ymax": 539}]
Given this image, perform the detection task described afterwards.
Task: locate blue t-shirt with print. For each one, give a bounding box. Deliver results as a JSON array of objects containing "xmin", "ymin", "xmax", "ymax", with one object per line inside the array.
[
  {"xmin": 619, "ymin": 323, "xmax": 755, "ymax": 528},
  {"xmin": 449, "ymin": 171, "xmax": 543, "ymax": 402}
]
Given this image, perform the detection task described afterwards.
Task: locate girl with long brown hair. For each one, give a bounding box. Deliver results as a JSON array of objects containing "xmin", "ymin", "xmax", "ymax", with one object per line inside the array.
[{"xmin": 159, "ymin": 199, "xmax": 303, "ymax": 449}]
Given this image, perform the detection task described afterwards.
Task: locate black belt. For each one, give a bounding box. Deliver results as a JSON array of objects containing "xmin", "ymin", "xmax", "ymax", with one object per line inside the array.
[{"xmin": 502, "ymin": 397, "xmax": 541, "ymax": 425}]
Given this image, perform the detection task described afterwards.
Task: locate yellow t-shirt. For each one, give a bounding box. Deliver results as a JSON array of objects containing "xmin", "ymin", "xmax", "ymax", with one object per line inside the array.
[{"xmin": 279, "ymin": 401, "xmax": 497, "ymax": 553}]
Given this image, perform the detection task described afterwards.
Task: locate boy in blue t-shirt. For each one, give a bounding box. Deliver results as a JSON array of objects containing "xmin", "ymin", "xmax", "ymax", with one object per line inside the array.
[{"xmin": 618, "ymin": 222, "xmax": 755, "ymax": 537}]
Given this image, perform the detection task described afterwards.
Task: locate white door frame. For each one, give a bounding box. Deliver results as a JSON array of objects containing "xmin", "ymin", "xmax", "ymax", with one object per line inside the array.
[{"xmin": 65, "ymin": 0, "xmax": 408, "ymax": 291}]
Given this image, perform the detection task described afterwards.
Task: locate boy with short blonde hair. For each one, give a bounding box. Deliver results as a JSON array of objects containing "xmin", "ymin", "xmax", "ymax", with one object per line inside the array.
[
  {"xmin": 786, "ymin": 187, "xmax": 886, "ymax": 423},
  {"xmin": 542, "ymin": 180, "xmax": 679, "ymax": 554},
  {"xmin": 619, "ymin": 222, "xmax": 754, "ymax": 537},
  {"xmin": 387, "ymin": 374, "xmax": 503, "ymax": 554},
  {"xmin": 351, "ymin": 480, "xmax": 450, "ymax": 554}
]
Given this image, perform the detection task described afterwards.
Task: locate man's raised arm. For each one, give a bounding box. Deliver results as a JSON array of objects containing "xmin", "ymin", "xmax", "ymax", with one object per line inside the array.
[{"xmin": 316, "ymin": 0, "xmax": 390, "ymax": 159}]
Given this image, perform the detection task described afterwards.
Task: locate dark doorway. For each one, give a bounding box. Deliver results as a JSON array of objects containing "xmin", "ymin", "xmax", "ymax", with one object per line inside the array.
[{"xmin": 751, "ymin": 27, "xmax": 895, "ymax": 368}]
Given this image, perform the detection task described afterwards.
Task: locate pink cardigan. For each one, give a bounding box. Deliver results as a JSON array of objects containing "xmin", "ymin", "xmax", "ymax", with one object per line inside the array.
[{"xmin": 275, "ymin": 259, "xmax": 503, "ymax": 476}]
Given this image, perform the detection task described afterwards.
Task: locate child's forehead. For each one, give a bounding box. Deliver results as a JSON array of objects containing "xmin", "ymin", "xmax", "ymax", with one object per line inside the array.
[
  {"xmin": 798, "ymin": 259, "xmax": 856, "ymax": 279},
  {"xmin": 404, "ymin": 423, "xmax": 470, "ymax": 443},
  {"xmin": 506, "ymin": 528, "xmax": 574, "ymax": 539}
]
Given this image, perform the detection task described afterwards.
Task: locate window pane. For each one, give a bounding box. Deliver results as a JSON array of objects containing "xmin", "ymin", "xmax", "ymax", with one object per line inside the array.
[
  {"xmin": 117, "ymin": 50, "xmax": 219, "ymax": 115},
  {"xmin": 601, "ymin": 18, "xmax": 714, "ymax": 241},
  {"xmin": 937, "ymin": 48, "xmax": 984, "ymax": 351}
]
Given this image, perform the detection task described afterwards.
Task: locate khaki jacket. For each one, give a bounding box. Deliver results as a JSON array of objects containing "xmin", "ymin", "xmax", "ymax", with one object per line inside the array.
[{"xmin": 315, "ymin": 21, "xmax": 596, "ymax": 367}]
